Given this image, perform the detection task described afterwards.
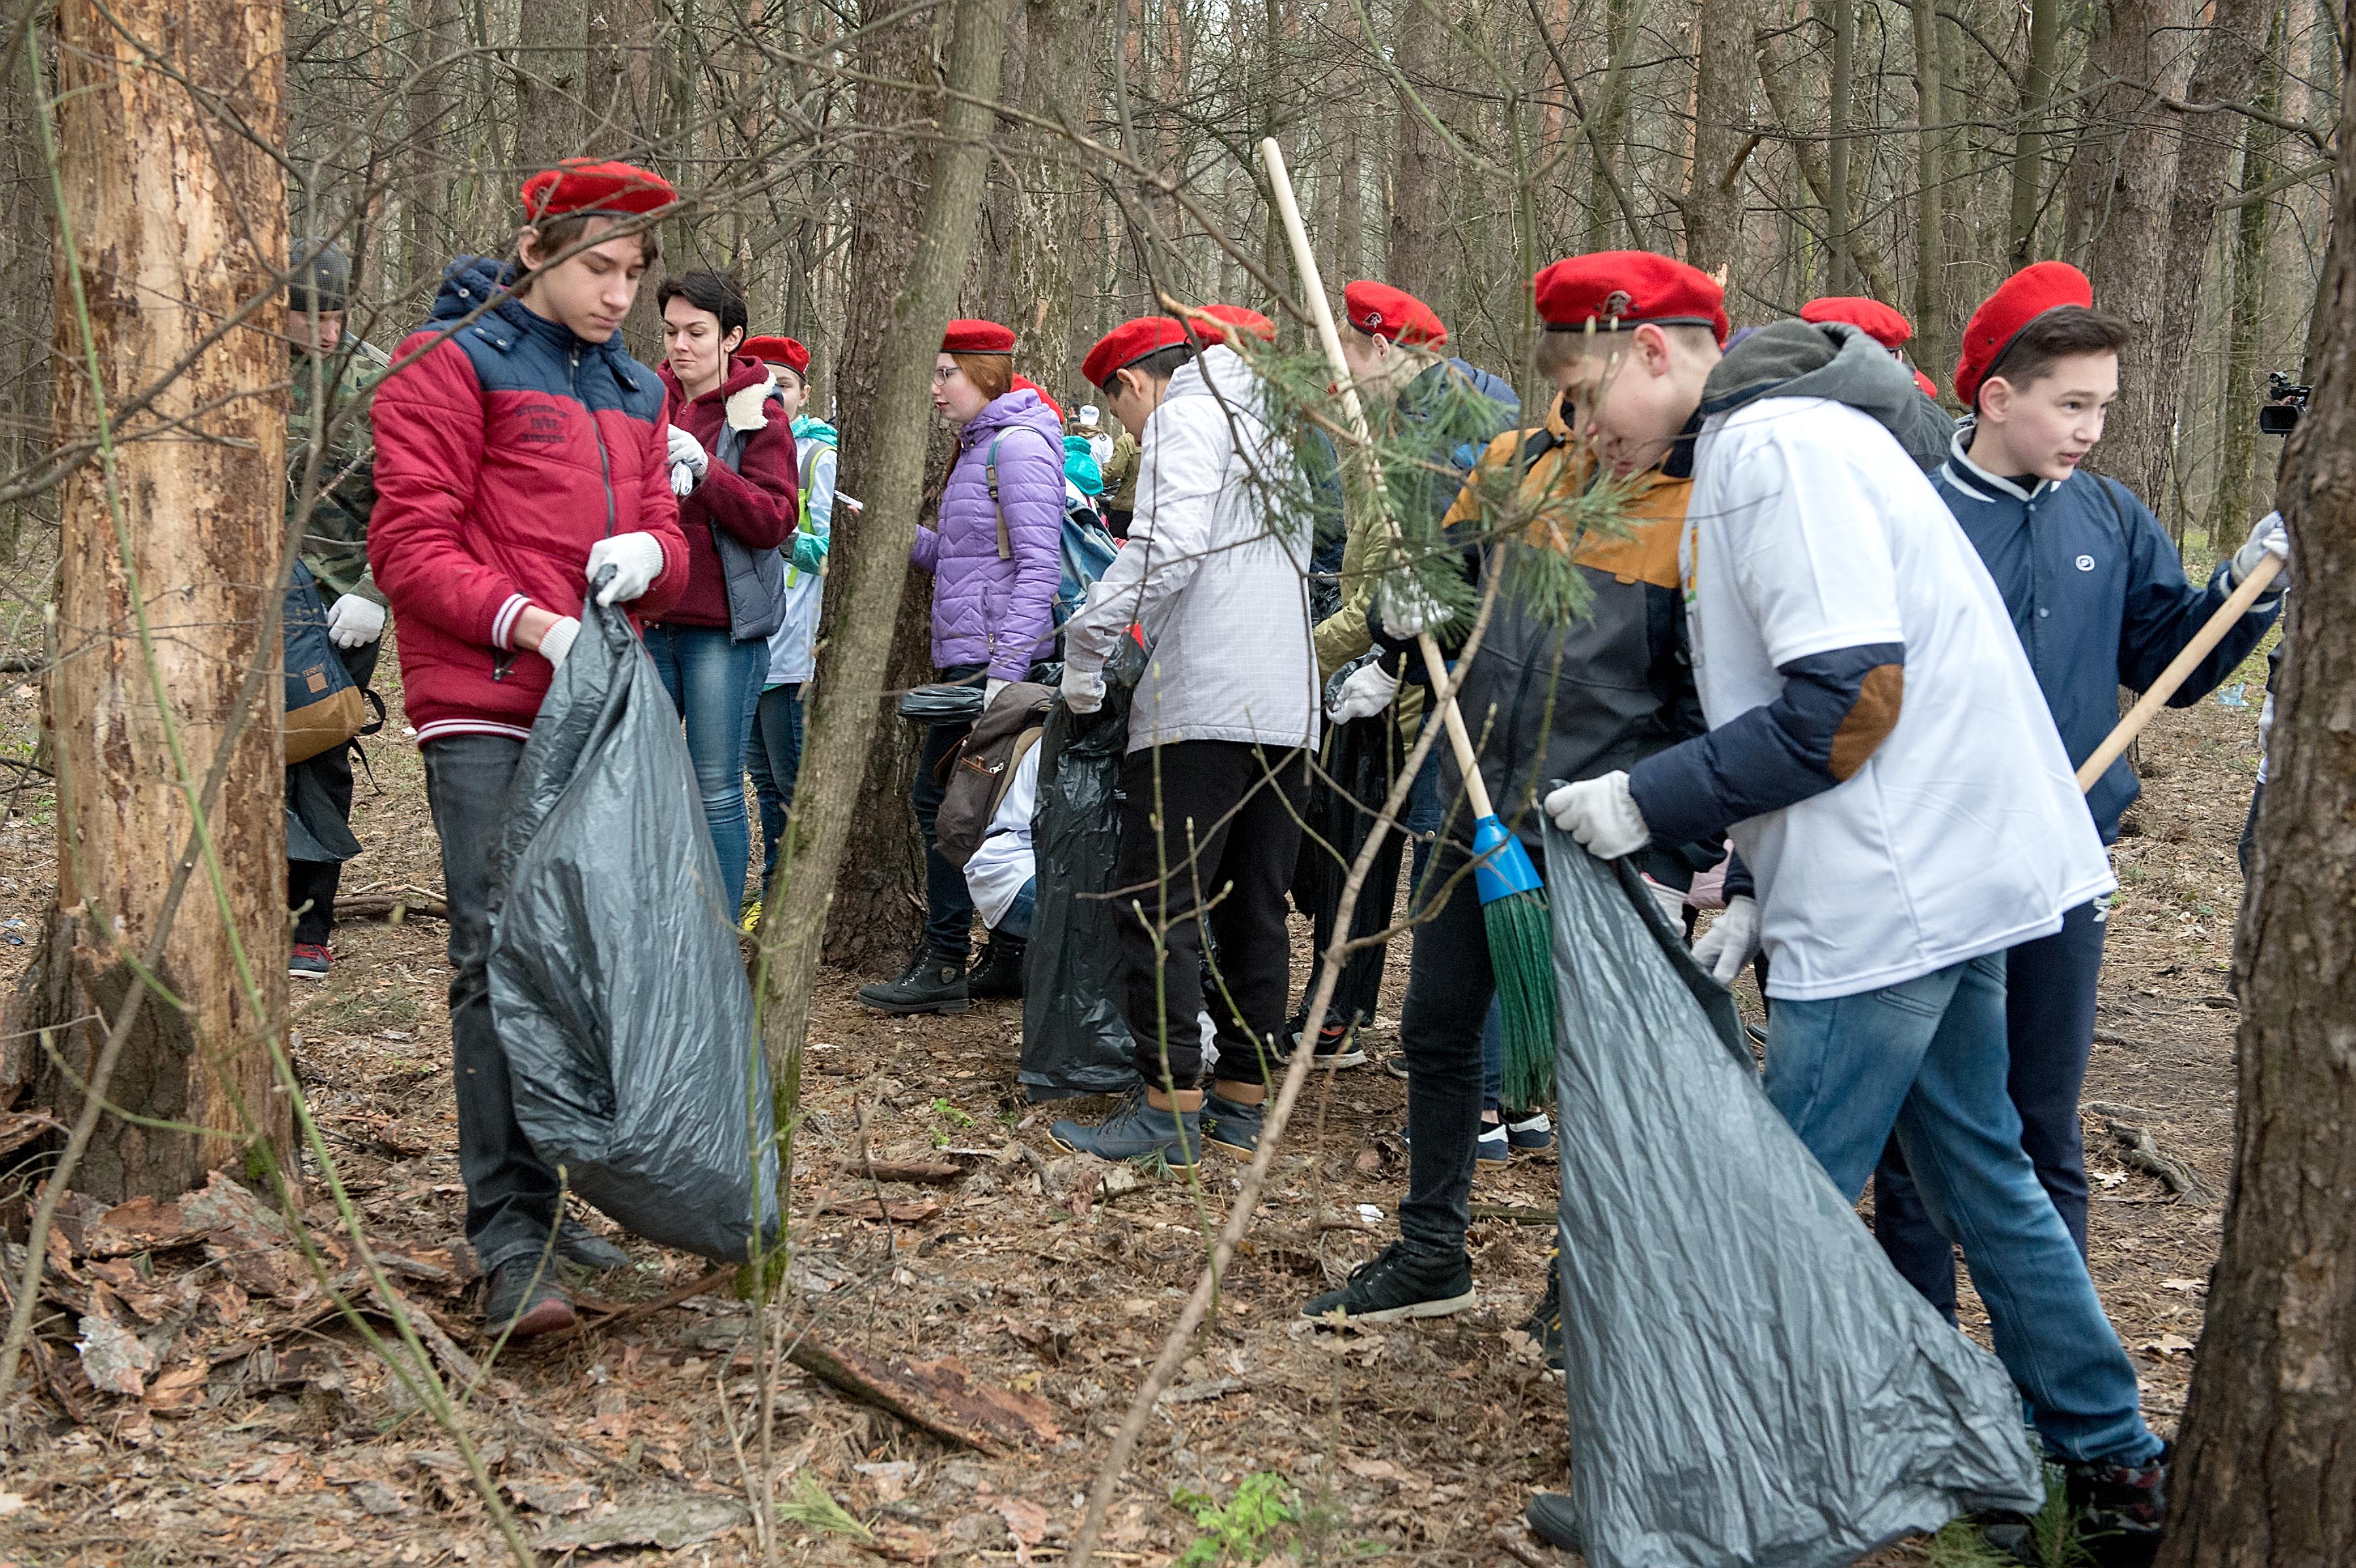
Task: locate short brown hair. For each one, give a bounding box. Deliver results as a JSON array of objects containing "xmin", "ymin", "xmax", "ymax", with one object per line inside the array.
[
  {"xmin": 517, "ymin": 212, "xmax": 661, "ymax": 275},
  {"xmin": 952, "ymin": 351, "xmax": 1014, "ymax": 402},
  {"xmin": 1982, "ymin": 305, "xmax": 2130, "ymax": 400}
]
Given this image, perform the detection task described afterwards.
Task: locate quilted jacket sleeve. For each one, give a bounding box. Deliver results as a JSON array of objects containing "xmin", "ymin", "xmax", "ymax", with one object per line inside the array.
[
  {"xmin": 989, "ymin": 426, "xmax": 1067, "ymax": 681},
  {"xmin": 368, "ymin": 333, "xmax": 524, "ymax": 649}
]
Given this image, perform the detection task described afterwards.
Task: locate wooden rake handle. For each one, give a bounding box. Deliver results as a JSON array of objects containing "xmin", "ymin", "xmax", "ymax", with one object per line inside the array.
[
  {"xmin": 1257, "ymin": 136, "xmax": 1497, "ymax": 821},
  {"xmin": 2075, "ymin": 551, "xmax": 2283, "ymax": 792}
]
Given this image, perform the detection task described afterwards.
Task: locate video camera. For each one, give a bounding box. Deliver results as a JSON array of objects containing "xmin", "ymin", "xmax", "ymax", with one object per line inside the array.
[{"xmin": 2259, "ymin": 370, "xmax": 2309, "ymax": 435}]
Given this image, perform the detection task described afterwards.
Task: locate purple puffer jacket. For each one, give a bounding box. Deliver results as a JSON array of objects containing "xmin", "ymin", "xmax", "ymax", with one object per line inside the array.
[{"xmin": 912, "ymin": 390, "xmax": 1066, "ymax": 681}]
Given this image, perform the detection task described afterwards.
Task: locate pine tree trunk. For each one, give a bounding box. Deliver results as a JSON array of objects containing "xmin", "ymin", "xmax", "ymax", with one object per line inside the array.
[
  {"xmin": 1824, "ymin": 0, "xmax": 1854, "ymax": 294},
  {"xmin": 1908, "ymin": 0, "xmax": 1949, "ymax": 382},
  {"xmin": 2007, "ymin": 0, "xmax": 2061, "ymax": 261},
  {"xmin": 2207, "ymin": 4, "xmax": 2286, "ymax": 537},
  {"xmin": 2158, "ymin": 11, "xmax": 2356, "ymax": 1548},
  {"xmin": 1387, "ymin": 0, "xmax": 1449, "ymax": 299},
  {"xmin": 29, "ymin": 0, "xmax": 292, "ymax": 1199},
  {"xmin": 1682, "ymin": 0, "xmax": 1750, "ymax": 275},
  {"xmin": 513, "ymin": 3, "xmax": 589, "ymax": 177},
  {"xmin": 2144, "ymin": 0, "xmax": 2275, "ymax": 533}
]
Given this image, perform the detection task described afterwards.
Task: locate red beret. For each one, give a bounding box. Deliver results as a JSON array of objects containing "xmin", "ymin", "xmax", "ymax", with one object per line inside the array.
[
  {"xmin": 742, "ymin": 335, "xmax": 810, "ymax": 375},
  {"xmin": 941, "ymin": 318, "xmax": 1016, "ymax": 354},
  {"xmin": 1083, "ymin": 316, "xmax": 1190, "ymax": 388},
  {"xmin": 1953, "ymin": 262, "xmax": 2094, "ymax": 408},
  {"xmin": 1534, "ymin": 252, "xmax": 1729, "ymax": 344},
  {"xmin": 521, "ymin": 160, "xmax": 676, "ymax": 222},
  {"xmin": 1343, "ymin": 281, "xmax": 1447, "ymax": 345},
  {"xmin": 1800, "ymin": 295, "xmax": 1913, "ymax": 350},
  {"xmin": 1011, "ymin": 375, "xmax": 1065, "ymax": 425},
  {"xmin": 1913, "ymin": 368, "xmax": 1940, "ymax": 400},
  {"xmin": 1199, "ymin": 303, "xmax": 1277, "ymax": 343}
]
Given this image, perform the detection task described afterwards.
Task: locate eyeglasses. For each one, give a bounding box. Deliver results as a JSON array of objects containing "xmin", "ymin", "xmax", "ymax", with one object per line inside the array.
[{"xmin": 931, "ymin": 365, "xmax": 962, "ymax": 385}]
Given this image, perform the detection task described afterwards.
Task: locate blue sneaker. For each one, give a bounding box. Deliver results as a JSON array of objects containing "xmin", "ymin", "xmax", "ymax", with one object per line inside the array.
[
  {"xmin": 1476, "ymin": 1120, "xmax": 1510, "ymax": 1163},
  {"xmin": 1049, "ymin": 1089, "xmax": 1200, "ymax": 1167},
  {"xmin": 1505, "ymin": 1110, "xmax": 1553, "ymax": 1154},
  {"xmin": 1202, "ymin": 1091, "xmax": 1264, "ymax": 1155}
]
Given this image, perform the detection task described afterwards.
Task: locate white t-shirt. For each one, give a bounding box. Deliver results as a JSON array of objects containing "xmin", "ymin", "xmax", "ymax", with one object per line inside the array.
[{"xmin": 1684, "ymin": 396, "xmax": 2115, "ymax": 1001}]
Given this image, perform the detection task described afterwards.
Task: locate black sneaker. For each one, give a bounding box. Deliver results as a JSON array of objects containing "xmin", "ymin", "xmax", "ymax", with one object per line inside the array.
[
  {"xmin": 1285, "ymin": 1018, "xmax": 1366, "ymax": 1069},
  {"xmin": 557, "ymin": 1216, "xmax": 633, "ymax": 1274},
  {"xmin": 1525, "ymin": 1493, "xmax": 1581, "ymax": 1552},
  {"xmin": 2062, "ymin": 1446, "xmax": 2168, "ymax": 1568},
  {"xmin": 966, "ymin": 937, "xmax": 1026, "ymax": 1000},
  {"xmin": 1521, "ymin": 1252, "xmax": 1566, "ymax": 1371},
  {"xmin": 858, "ymin": 952, "xmax": 971, "ymax": 1015},
  {"xmin": 483, "ymin": 1259, "xmax": 576, "ymax": 1338},
  {"xmin": 1301, "ymin": 1240, "xmax": 1474, "ymax": 1323},
  {"xmin": 1383, "ymin": 1053, "xmax": 1410, "ymax": 1081},
  {"xmin": 1202, "ymin": 1090, "xmax": 1264, "ymax": 1155}
]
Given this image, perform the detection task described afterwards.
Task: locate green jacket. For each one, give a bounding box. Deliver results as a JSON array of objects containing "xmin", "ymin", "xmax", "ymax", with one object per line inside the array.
[{"xmin": 288, "ymin": 339, "xmax": 389, "ymax": 605}]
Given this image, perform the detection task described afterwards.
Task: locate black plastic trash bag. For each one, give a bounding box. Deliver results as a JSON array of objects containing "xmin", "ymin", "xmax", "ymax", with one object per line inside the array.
[
  {"xmin": 487, "ymin": 596, "xmax": 781, "ymax": 1263},
  {"xmin": 1288, "ymin": 699, "xmax": 1406, "ymax": 1036},
  {"xmin": 1540, "ymin": 826, "xmax": 2042, "ymax": 1568},
  {"xmin": 1019, "ymin": 643, "xmax": 1145, "ymax": 1102}
]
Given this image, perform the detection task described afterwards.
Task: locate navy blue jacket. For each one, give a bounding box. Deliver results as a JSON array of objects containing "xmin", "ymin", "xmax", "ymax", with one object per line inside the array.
[{"xmin": 1932, "ymin": 428, "xmax": 2280, "ymax": 842}]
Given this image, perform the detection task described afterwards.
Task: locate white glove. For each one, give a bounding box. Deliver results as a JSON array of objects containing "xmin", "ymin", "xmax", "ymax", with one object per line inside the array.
[
  {"xmin": 536, "ymin": 615, "xmax": 581, "ymax": 670},
  {"xmin": 1062, "ymin": 662, "xmax": 1105, "ymax": 715},
  {"xmin": 1691, "ymin": 895, "xmax": 1761, "ymax": 985},
  {"xmin": 586, "ymin": 532, "xmax": 667, "ymax": 607},
  {"xmin": 1641, "ymin": 876, "xmax": 1688, "ymax": 929},
  {"xmin": 1374, "ymin": 575, "xmax": 1453, "ymax": 639},
  {"xmin": 1543, "ymin": 770, "xmax": 1651, "ymax": 859},
  {"xmin": 1327, "ymin": 661, "xmax": 1400, "ymax": 724},
  {"xmin": 665, "ymin": 423, "xmax": 710, "ymax": 483},
  {"xmin": 983, "ymin": 677, "xmax": 1009, "ymax": 709},
  {"xmin": 324, "ymin": 592, "xmax": 386, "ymax": 649},
  {"xmin": 2230, "ymin": 510, "xmax": 2290, "ymax": 594},
  {"xmin": 670, "ymin": 462, "xmax": 697, "ymax": 497}
]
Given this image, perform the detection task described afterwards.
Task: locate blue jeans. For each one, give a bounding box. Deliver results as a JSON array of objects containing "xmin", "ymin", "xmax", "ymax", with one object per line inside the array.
[
  {"xmin": 644, "ymin": 624, "xmax": 767, "ymax": 917},
  {"xmin": 746, "ymin": 683, "xmax": 804, "ymax": 883},
  {"xmin": 996, "ymin": 879, "xmax": 1037, "ymax": 940},
  {"xmin": 1765, "ymin": 955, "xmax": 2160, "ymax": 1466}
]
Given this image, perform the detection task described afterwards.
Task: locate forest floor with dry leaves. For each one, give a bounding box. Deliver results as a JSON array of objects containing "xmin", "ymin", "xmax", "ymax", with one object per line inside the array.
[{"xmin": 0, "ymin": 628, "xmax": 2269, "ymax": 1568}]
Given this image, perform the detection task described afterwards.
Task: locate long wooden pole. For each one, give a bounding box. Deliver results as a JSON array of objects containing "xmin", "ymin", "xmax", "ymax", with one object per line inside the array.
[
  {"xmin": 2075, "ymin": 552, "xmax": 2283, "ymax": 791},
  {"xmin": 1258, "ymin": 135, "xmax": 1500, "ymax": 821}
]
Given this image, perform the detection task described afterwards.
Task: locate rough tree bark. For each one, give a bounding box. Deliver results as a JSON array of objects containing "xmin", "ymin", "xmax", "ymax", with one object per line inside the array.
[
  {"xmin": 2073, "ymin": 0, "xmax": 2196, "ymax": 499},
  {"xmin": 2207, "ymin": 4, "xmax": 2287, "ymax": 537},
  {"xmin": 1680, "ymin": 0, "xmax": 1751, "ymax": 275},
  {"xmin": 2007, "ymin": 0, "xmax": 2061, "ymax": 262},
  {"xmin": 2145, "ymin": 0, "xmax": 2276, "ymax": 530},
  {"xmin": 1387, "ymin": 0, "xmax": 1450, "ymax": 299},
  {"xmin": 2157, "ymin": 9, "xmax": 2356, "ymax": 1550},
  {"xmin": 1824, "ymin": 0, "xmax": 1854, "ymax": 294},
  {"xmin": 774, "ymin": 0, "xmax": 1011, "ymax": 997},
  {"xmin": 513, "ymin": 3, "xmax": 589, "ymax": 178},
  {"xmin": 1908, "ymin": 0, "xmax": 1949, "ymax": 381},
  {"xmin": 24, "ymin": 0, "xmax": 292, "ymax": 1198}
]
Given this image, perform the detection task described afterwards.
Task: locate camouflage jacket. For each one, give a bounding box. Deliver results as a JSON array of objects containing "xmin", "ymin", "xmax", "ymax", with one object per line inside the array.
[{"xmin": 288, "ymin": 339, "xmax": 389, "ymax": 605}]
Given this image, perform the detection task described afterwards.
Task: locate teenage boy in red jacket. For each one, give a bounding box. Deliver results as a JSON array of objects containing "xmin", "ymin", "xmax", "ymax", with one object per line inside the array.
[{"xmin": 370, "ymin": 160, "xmax": 689, "ymax": 1338}]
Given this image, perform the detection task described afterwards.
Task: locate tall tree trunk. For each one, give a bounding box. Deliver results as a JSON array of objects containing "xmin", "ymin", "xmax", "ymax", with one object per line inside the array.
[
  {"xmin": 1387, "ymin": 0, "xmax": 1449, "ymax": 298},
  {"xmin": 2208, "ymin": 4, "xmax": 2287, "ymax": 536},
  {"xmin": 402, "ymin": 0, "xmax": 460, "ymax": 303},
  {"xmin": 1758, "ymin": 18, "xmax": 1901, "ymax": 302},
  {"xmin": 2007, "ymin": 0, "xmax": 2061, "ymax": 260},
  {"xmin": 2158, "ymin": 8, "xmax": 2356, "ymax": 1551},
  {"xmin": 760, "ymin": 0, "xmax": 1013, "ymax": 1119},
  {"xmin": 2144, "ymin": 0, "xmax": 2276, "ymax": 526},
  {"xmin": 0, "ymin": 26, "xmax": 54, "ymax": 568},
  {"xmin": 2073, "ymin": 0, "xmax": 2196, "ymax": 497},
  {"xmin": 31, "ymin": 0, "xmax": 291, "ymax": 1198},
  {"xmin": 811, "ymin": 0, "xmax": 1000, "ymax": 976},
  {"xmin": 1824, "ymin": 0, "xmax": 1854, "ymax": 293},
  {"xmin": 513, "ymin": 2, "xmax": 589, "ymax": 177},
  {"xmin": 1682, "ymin": 0, "xmax": 1751, "ymax": 275},
  {"xmin": 1909, "ymin": 0, "xmax": 1949, "ymax": 380}
]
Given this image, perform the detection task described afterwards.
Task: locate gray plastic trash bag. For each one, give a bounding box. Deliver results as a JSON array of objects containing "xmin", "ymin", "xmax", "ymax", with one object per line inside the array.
[
  {"xmin": 487, "ymin": 596, "xmax": 781, "ymax": 1263},
  {"xmin": 1540, "ymin": 827, "xmax": 2041, "ymax": 1568},
  {"xmin": 1020, "ymin": 644, "xmax": 1146, "ymax": 1102}
]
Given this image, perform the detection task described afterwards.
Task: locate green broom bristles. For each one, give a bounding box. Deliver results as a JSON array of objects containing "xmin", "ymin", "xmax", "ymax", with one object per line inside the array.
[{"xmin": 1485, "ymin": 888, "xmax": 1561, "ymax": 1109}]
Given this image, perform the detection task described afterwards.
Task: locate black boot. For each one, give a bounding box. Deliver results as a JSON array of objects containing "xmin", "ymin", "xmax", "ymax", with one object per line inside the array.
[
  {"xmin": 966, "ymin": 936, "xmax": 1027, "ymax": 1000},
  {"xmin": 857, "ymin": 951, "xmax": 971, "ymax": 1015}
]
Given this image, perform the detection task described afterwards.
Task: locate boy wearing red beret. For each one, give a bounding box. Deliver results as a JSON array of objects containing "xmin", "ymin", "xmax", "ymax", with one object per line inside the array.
[
  {"xmin": 1048, "ymin": 318, "xmax": 1319, "ymax": 1165},
  {"xmin": 1799, "ymin": 295, "xmax": 1943, "ymax": 400},
  {"xmin": 370, "ymin": 160, "xmax": 688, "ymax": 1337},
  {"xmin": 1537, "ymin": 251, "xmax": 2170, "ymax": 1561},
  {"xmin": 1870, "ymin": 264, "xmax": 2285, "ymax": 1361}
]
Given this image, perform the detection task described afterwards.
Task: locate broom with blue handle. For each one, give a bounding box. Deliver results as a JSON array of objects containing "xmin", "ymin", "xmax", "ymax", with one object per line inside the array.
[{"xmin": 1260, "ymin": 137, "xmax": 1560, "ymax": 1091}]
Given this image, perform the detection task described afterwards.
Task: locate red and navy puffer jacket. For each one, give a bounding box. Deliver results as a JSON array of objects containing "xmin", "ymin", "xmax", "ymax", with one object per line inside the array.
[{"xmin": 370, "ymin": 256, "xmax": 688, "ymax": 743}]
